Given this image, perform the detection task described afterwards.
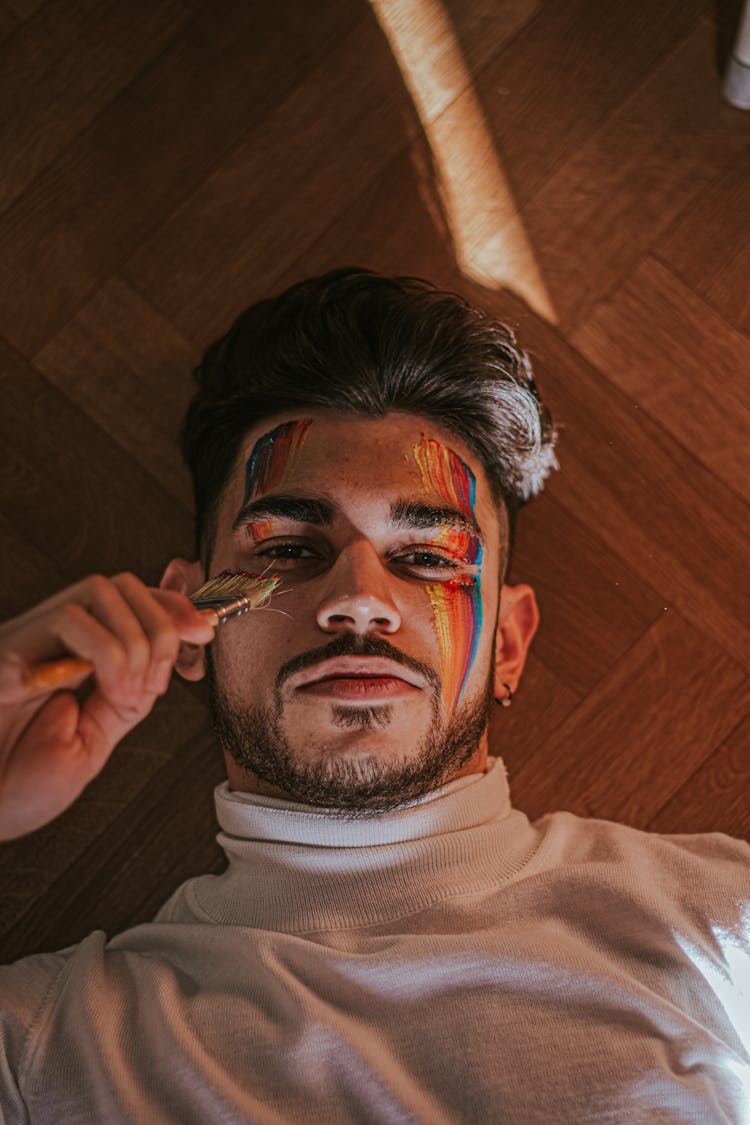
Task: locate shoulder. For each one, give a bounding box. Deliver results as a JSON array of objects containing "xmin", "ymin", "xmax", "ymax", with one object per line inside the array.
[
  {"xmin": 0, "ymin": 932, "xmax": 107, "ymax": 1102},
  {"xmin": 528, "ymin": 809, "xmax": 749, "ymax": 918},
  {"xmin": 0, "ymin": 930, "xmax": 109, "ymax": 1023},
  {"xmin": 534, "ymin": 806, "xmax": 749, "ymax": 869}
]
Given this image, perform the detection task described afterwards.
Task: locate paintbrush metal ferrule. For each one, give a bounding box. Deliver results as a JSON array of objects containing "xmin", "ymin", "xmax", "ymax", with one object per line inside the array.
[
  {"xmin": 192, "ymin": 593, "xmax": 255, "ymax": 623},
  {"xmin": 189, "ymin": 569, "xmax": 280, "ymax": 624}
]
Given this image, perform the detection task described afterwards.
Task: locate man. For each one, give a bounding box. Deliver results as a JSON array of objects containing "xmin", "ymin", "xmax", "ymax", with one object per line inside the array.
[{"xmin": 0, "ymin": 269, "xmax": 747, "ymax": 1122}]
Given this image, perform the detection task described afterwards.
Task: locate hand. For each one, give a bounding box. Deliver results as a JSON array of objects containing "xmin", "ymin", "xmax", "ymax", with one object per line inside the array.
[{"xmin": 0, "ymin": 572, "xmax": 217, "ymax": 841}]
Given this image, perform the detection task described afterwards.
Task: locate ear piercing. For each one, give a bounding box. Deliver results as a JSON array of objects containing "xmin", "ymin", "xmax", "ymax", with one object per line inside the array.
[{"xmin": 500, "ymin": 682, "xmax": 513, "ymax": 708}]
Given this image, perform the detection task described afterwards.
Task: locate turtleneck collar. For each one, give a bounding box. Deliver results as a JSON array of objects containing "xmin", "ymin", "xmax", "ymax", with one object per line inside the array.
[
  {"xmin": 176, "ymin": 758, "xmax": 542, "ymax": 933},
  {"xmin": 215, "ymin": 756, "xmax": 508, "ymax": 847}
]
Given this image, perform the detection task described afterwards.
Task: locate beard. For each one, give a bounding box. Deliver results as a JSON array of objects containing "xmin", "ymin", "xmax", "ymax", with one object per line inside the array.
[{"xmin": 205, "ymin": 632, "xmax": 494, "ymax": 818}]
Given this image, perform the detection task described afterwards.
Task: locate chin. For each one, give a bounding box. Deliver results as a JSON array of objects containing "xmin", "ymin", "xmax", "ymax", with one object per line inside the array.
[
  {"xmin": 324, "ymin": 729, "xmax": 413, "ymax": 753},
  {"xmin": 288, "ymin": 694, "xmax": 432, "ymax": 735}
]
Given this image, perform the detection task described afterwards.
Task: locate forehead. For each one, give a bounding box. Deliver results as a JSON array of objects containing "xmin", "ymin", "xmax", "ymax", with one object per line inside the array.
[
  {"xmin": 211, "ymin": 411, "xmax": 503, "ymax": 551},
  {"xmin": 217, "ymin": 410, "xmax": 501, "ymax": 534}
]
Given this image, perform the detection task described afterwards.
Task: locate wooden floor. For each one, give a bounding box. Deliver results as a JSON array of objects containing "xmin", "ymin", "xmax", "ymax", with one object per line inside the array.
[{"xmin": 1, "ymin": 0, "xmax": 748, "ymax": 962}]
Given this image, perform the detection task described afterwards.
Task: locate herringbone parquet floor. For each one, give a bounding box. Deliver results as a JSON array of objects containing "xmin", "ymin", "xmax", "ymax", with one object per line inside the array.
[{"xmin": 1, "ymin": 0, "xmax": 748, "ymax": 961}]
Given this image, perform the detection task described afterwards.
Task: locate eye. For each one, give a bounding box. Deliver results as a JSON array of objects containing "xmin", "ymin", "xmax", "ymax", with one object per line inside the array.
[
  {"xmin": 393, "ymin": 549, "xmax": 461, "ymax": 573},
  {"xmin": 255, "ymin": 542, "xmax": 320, "ymax": 567}
]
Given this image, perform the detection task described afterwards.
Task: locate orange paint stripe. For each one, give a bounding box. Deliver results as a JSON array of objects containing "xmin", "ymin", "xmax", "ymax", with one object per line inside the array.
[
  {"xmin": 426, "ymin": 579, "xmax": 479, "ymax": 712},
  {"xmin": 413, "ymin": 435, "xmax": 476, "ymax": 518}
]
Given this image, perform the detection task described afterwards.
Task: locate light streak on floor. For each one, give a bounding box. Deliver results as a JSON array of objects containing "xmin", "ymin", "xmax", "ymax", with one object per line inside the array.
[{"xmin": 370, "ymin": 0, "xmax": 556, "ymax": 323}]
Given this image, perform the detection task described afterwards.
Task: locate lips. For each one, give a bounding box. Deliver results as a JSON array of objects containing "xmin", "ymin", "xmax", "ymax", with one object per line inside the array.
[{"xmin": 291, "ymin": 657, "xmax": 423, "ymax": 699}]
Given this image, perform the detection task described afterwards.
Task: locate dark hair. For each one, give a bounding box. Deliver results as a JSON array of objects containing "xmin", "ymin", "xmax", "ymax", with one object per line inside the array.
[{"xmin": 180, "ymin": 268, "xmax": 558, "ymax": 571}]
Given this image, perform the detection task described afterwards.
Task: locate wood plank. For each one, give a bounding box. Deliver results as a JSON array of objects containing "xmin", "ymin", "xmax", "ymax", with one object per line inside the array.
[
  {"xmin": 572, "ymin": 256, "xmax": 750, "ymax": 504},
  {"xmin": 489, "ymin": 651, "xmax": 580, "ymax": 777},
  {"xmin": 34, "ymin": 275, "xmax": 199, "ymax": 509},
  {"xmin": 647, "ymin": 713, "xmax": 750, "ymax": 839},
  {"xmin": 451, "ymin": 279, "xmax": 750, "ymax": 674},
  {"xmin": 430, "ymin": 0, "xmax": 540, "ymax": 85},
  {"xmin": 520, "ymin": 18, "xmax": 750, "ymax": 331},
  {"xmin": 466, "ymin": 0, "xmax": 707, "ymax": 208},
  {"xmin": 0, "ymin": 0, "xmax": 191, "ymax": 215},
  {"xmin": 123, "ymin": 8, "xmax": 423, "ymax": 344},
  {"xmin": 2, "ymin": 0, "xmax": 43, "ymax": 21},
  {"xmin": 509, "ymin": 611, "xmax": 750, "ymax": 832},
  {"xmin": 655, "ymin": 145, "xmax": 750, "ymax": 337},
  {"xmin": 0, "ymin": 2, "xmax": 18, "ymax": 41},
  {"xmin": 0, "ymin": 0, "xmax": 360, "ymax": 357},
  {"xmin": 0, "ymin": 337, "xmax": 195, "ymax": 583},
  {"xmin": 0, "ymin": 510, "xmax": 67, "ymax": 620},
  {"xmin": 508, "ymin": 490, "xmax": 665, "ymax": 696},
  {"xmin": 270, "ymin": 141, "xmax": 459, "ymax": 300}
]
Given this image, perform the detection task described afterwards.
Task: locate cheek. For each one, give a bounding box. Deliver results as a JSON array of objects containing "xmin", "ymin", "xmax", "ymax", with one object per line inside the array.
[
  {"xmin": 211, "ymin": 612, "xmax": 288, "ymax": 690},
  {"xmin": 425, "ymin": 576, "xmax": 483, "ymax": 712}
]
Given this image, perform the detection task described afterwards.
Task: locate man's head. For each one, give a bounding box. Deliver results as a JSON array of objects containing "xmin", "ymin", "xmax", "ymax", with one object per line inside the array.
[{"xmin": 161, "ymin": 269, "xmax": 558, "ymax": 813}]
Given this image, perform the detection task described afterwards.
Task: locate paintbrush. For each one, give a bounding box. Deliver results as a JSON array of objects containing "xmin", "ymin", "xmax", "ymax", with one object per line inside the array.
[{"xmin": 21, "ymin": 569, "xmax": 280, "ymax": 692}]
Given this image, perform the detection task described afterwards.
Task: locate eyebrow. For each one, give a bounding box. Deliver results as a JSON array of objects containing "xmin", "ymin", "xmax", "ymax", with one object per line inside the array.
[
  {"xmin": 232, "ymin": 494, "xmax": 482, "ymax": 537},
  {"xmin": 390, "ymin": 499, "xmax": 481, "ymax": 537},
  {"xmin": 232, "ymin": 495, "xmax": 336, "ymax": 532}
]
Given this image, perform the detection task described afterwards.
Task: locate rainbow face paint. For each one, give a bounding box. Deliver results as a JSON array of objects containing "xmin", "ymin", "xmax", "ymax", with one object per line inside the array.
[
  {"xmin": 413, "ymin": 436, "xmax": 477, "ymax": 523},
  {"xmin": 413, "ymin": 435, "xmax": 484, "ymax": 712},
  {"xmin": 425, "ymin": 577, "xmax": 482, "ymax": 713},
  {"xmin": 243, "ymin": 419, "xmax": 312, "ymax": 505},
  {"xmin": 426, "ymin": 525, "xmax": 482, "ymax": 566}
]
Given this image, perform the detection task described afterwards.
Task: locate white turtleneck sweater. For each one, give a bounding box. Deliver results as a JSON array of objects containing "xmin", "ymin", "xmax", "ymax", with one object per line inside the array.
[{"xmin": 0, "ymin": 756, "xmax": 748, "ymax": 1124}]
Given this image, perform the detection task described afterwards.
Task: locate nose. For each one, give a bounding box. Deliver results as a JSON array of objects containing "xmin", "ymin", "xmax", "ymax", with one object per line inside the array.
[{"xmin": 316, "ymin": 539, "xmax": 401, "ymax": 636}]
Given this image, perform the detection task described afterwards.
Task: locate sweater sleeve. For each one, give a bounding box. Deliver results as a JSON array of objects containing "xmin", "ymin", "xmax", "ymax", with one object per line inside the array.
[{"xmin": 0, "ymin": 950, "xmax": 70, "ymax": 1123}]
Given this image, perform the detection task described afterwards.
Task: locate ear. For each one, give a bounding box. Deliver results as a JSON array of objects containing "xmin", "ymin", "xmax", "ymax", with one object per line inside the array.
[
  {"xmin": 160, "ymin": 557, "xmax": 209, "ymax": 682},
  {"xmin": 493, "ymin": 583, "xmax": 540, "ymax": 703}
]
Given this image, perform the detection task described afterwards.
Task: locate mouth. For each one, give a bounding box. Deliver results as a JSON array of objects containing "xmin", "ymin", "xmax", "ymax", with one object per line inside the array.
[{"xmin": 292, "ymin": 657, "xmax": 423, "ymax": 701}]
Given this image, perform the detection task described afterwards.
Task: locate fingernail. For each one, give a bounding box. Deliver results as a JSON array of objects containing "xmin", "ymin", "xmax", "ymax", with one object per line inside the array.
[{"xmin": 198, "ymin": 609, "xmax": 219, "ymax": 628}]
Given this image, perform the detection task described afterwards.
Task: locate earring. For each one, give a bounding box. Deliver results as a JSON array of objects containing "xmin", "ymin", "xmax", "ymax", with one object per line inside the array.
[{"xmin": 500, "ymin": 682, "xmax": 513, "ymax": 708}]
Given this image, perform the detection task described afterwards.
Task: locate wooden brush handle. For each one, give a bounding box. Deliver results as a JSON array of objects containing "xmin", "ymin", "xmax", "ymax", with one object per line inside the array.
[{"xmin": 22, "ymin": 657, "xmax": 95, "ymax": 691}]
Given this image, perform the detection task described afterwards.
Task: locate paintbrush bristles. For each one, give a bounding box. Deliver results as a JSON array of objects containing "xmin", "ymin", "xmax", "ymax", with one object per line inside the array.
[{"xmin": 190, "ymin": 569, "xmax": 280, "ymax": 610}]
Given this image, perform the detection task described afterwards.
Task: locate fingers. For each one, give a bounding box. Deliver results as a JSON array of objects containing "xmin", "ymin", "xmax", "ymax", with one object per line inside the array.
[
  {"xmin": 0, "ymin": 572, "xmax": 217, "ymax": 840},
  {"xmin": 1, "ymin": 572, "xmax": 217, "ymax": 703},
  {"xmin": 59, "ymin": 574, "xmax": 215, "ymax": 698},
  {"xmin": 108, "ymin": 574, "xmax": 191, "ymax": 695}
]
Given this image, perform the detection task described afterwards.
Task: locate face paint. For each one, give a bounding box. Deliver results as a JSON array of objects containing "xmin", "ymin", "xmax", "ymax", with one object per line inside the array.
[
  {"xmin": 425, "ymin": 577, "xmax": 482, "ymax": 713},
  {"xmin": 413, "ymin": 435, "xmax": 484, "ymax": 712},
  {"xmin": 413, "ymin": 435, "xmax": 477, "ymax": 522},
  {"xmin": 427, "ymin": 525, "xmax": 482, "ymax": 566},
  {"xmin": 243, "ymin": 419, "xmax": 312, "ymax": 505},
  {"xmin": 250, "ymin": 518, "xmax": 277, "ymax": 544}
]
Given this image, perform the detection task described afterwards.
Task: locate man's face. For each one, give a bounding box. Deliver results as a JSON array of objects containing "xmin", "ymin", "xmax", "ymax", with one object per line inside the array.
[{"xmin": 198, "ymin": 411, "xmax": 510, "ymax": 814}]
